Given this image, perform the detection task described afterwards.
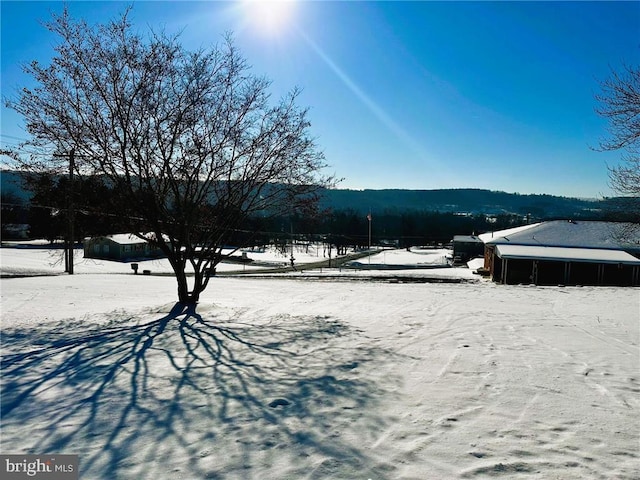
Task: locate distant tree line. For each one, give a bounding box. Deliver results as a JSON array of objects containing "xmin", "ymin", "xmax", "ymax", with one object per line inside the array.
[
  {"xmin": 317, "ymin": 187, "xmax": 606, "ymax": 219},
  {"xmin": 3, "ymin": 171, "xmax": 617, "ymax": 249},
  {"xmin": 5, "ymin": 168, "xmax": 634, "ymax": 251}
]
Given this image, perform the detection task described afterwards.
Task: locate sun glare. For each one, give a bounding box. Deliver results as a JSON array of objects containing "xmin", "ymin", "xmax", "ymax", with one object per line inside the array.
[{"xmin": 242, "ymin": 0, "xmax": 296, "ymax": 36}]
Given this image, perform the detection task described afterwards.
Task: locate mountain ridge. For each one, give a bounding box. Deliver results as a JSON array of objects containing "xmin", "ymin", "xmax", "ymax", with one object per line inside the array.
[
  {"xmin": 0, "ymin": 169, "xmax": 609, "ymax": 219},
  {"xmin": 318, "ymin": 186, "xmax": 602, "ymax": 218}
]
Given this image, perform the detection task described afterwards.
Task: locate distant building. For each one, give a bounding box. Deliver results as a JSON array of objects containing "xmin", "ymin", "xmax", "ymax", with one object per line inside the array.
[
  {"xmin": 452, "ymin": 235, "xmax": 485, "ymax": 264},
  {"xmin": 479, "ymin": 221, "xmax": 640, "ymax": 286},
  {"xmin": 84, "ymin": 234, "xmax": 165, "ymax": 262}
]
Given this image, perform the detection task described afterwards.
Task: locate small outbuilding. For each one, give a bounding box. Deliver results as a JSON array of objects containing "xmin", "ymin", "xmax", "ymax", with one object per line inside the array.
[
  {"xmin": 452, "ymin": 235, "xmax": 485, "ymax": 264},
  {"xmin": 479, "ymin": 221, "xmax": 640, "ymax": 286},
  {"xmin": 84, "ymin": 234, "xmax": 165, "ymax": 262}
]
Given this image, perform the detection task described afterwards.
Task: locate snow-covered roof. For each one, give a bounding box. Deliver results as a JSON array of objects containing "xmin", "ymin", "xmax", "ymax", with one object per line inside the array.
[
  {"xmin": 87, "ymin": 233, "xmax": 167, "ymax": 245},
  {"xmin": 495, "ymin": 244, "xmax": 640, "ymax": 265},
  {"xmin": 105, "ymin": 234, "xmax": 145, "ymax": 245},
  {"xmin": 482, "ymin": 220, "xmax": 640, "ymax": 251},
  {"xmin": 478, "ymin": 223, "xmax": 540, "ymax": 244},
  {"xmin": 453, "ymin": 235, "xmax": 483, "ymax": 243}
]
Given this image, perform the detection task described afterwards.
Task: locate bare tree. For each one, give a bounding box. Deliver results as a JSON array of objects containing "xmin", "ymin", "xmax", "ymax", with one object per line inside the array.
[
  {"xmin": 595, "ymin": 63, "xmax": 640, "ymax": 197},
  {"xmin": 594, "ymin": 63, "xmax": 640, "ymax": 239},
  {"xmin": 4, "ymin": 8, "xmax": 334, "ymax": 305}
]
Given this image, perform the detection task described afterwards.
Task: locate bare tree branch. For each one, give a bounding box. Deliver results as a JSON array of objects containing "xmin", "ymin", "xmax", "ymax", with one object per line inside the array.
[{"xmin": 595, "ymin": 63, "xmax": 640, "ymax": 199}]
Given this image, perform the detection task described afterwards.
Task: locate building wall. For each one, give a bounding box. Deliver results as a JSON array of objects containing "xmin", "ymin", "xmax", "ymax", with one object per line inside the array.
[
  {"xmin": 600, "ymin": 263, "xmax": 637, "ymax": 286},
  {"xmin": 452, "ymin": 241, "xmax": 485, "ymax": 264},
  {"xmin": 490, "ymin": 251, "xmax": 640, "ymax": 286},
  {"xmin": 501, "ymin": 258, "xmax": 533, "ymax": 285},
  {"xmin": 84, "ymin": 237, "xmax": 164, "ymax": 262},
  {"xmin": 84, "ymin": 238, "xmax": 120, "ymax": 261},
  {"xmin": 536, "ymin": 260, "xmax": 566, "ymax": 285}
]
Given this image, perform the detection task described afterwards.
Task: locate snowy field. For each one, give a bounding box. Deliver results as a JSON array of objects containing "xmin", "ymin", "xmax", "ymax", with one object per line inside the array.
[
  {"xmin": 1, "ymin": 246, "xmax": 639, "ymax": 479},
  {"xmin": 0, "ymin": 242, "xmax": 324, "ymax": 276},
  {"xmin": 0, "ymin": 243, "xmax": 472, "ymax": 280}
]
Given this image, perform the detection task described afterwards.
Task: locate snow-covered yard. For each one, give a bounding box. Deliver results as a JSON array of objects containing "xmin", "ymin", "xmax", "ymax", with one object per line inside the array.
[
  {"xmin": 0, "ymin": 243, "xmax": 459, "ymax": 277},
  {"xmin": 1, "ymin": 246, "xmax": 638, "ymax": 479}
]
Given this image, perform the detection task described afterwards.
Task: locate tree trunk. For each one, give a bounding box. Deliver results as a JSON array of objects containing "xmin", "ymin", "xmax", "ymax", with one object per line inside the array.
[
  {"xmin": 174, "ymin": 263, "xmax": 195, "ymax": 305},
  {"xmin": 177, "ymin": 282, "xmax": 200, "ymax": 305},
  {"xmin": 175, "ymin": 262, "xmax": 203, "ymax": 306},
  {"xmin": 178, "ymin": 290, "xmax": 200, "ymax": 305}
]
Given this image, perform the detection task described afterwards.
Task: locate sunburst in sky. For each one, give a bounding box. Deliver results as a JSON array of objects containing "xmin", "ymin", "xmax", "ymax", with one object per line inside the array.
[
  {"xmin": 1, "ymin": 1, "xmax": 638, "ymax": 198},
  {"xmin": 240, "ymin": 0, "xmax": 297, "ymax": 37}
]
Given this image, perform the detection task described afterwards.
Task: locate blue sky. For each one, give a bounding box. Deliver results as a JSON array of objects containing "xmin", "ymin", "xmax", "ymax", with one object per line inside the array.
[{"xmin": 2, "ymin": 1, "xmax": 639, "ymax": 198}]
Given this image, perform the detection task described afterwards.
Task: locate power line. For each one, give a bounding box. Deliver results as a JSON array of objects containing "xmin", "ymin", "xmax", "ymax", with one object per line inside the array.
[{"xmin": 0, "ymin": 134, "xmax": 30, "ymax": 142}]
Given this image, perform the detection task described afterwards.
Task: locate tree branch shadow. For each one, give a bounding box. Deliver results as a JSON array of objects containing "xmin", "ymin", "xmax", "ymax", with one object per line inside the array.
[{"xmin": 1, "ymin": 303, "xmax": 403, "ymax": 479}]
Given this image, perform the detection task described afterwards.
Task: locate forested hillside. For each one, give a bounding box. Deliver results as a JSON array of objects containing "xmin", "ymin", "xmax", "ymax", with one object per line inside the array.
[
  {"xmin": 319, "ymin": 188, "xmax": 602, "ymax": 218},
  {"xmin": 0, "ymin": 170, "xmax": 626, "ymax": 246}
]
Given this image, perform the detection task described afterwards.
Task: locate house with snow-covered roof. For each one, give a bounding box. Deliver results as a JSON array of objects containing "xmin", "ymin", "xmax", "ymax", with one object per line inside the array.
[
  {"xmin": 84, "ymin": 234, "xmax": 165, "ymax": 262},
  {"xmin": 480, "ymin": 220, "xmax": 640, "ymax": 286}
]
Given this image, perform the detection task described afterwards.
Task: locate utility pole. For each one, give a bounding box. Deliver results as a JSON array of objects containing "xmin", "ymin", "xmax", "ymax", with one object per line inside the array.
[
  {"xmin": 289, "ymin": 221, "xmax": 296, "ymax": 271},
  {"xmin": 367, "ymin": 210, "xmax": 372, "ymax": 265},
  {"xmin": 68, "ymin": 149, "xmax": 75, "ymax": 274},
  {"xmin": 54, "ymin": 149, "xmax": 76, "ymax": 274}
]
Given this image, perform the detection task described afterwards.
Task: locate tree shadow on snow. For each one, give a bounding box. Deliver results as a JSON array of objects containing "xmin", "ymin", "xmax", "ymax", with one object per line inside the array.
[{"xmin": 1, "ymin": 303, "xmax": 402, "ymax": 479}]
